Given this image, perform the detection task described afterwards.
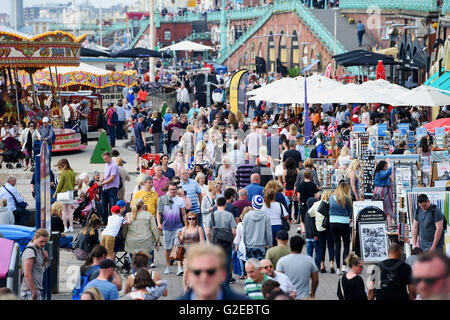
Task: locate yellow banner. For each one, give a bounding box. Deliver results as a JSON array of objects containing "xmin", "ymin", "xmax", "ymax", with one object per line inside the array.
[
  {"xmin": 229, "ymin": 69, "xmax": 247, "ymax": 114},
  {"xmin": 188, "ymin": 0, "xmax": 196, "ymax": 7}
]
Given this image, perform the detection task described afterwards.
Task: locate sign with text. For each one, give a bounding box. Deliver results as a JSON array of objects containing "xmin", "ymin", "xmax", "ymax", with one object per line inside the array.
[
  {"xmin": 378, "ymin": 124, "xmax": 388, "ymax": 136},
  {"xmin": 353, "ymin": 124, "xmax": 366, "ymax": 132},
  {"xmin": 398, "ymin": 123, "xmax": 410, "ymax": 134}
]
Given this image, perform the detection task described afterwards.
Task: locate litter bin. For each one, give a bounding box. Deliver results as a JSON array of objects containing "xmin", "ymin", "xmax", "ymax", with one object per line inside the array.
[
  {"xmin": 51, "ymin": 232, "xmax": 60, "ymax": 294},
  {"xmin": 0, "ymin": 225, "xmax": 35, "ymax": 252},
  {"xmin": 0, "ymin": 237, "xmax": 21, "ymax": 296}
]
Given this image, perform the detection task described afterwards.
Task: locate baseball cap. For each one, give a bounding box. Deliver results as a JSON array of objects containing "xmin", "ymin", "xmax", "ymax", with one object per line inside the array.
[
  {"xmin": 296, "ymin": 133, "xmax": 304, "ymax": 139},
  {"xmin": 111, "ymin": 205, "xmax": 121, "ymax": 213},
  {"xmin": 42, "ymin": 117, "xmax": 49, "ymax": 123},
  {"xmin": 417, "ymin": 194, "xmax": 429, "ymax": 203},
  {"xmin": 271, "ymin": 124, "xmax": 279, "ymax": 129},
  {"xmin": 100, "ymin": 259, "xmax": 116, "ymax": 269},
  {"xmin": 116, "ymin": 200, "xmax": 126, "ymax": 208},
  {"xmin": 137, "ymin": 113, "xmax": 145, "ymax": 119},
  {"xmin": 276, "ymin": 230, "xmax": 289, "ymax": 240},
  {"xmin": 252, "ymin": 195, "xmax": 263, "ymax": 210}
]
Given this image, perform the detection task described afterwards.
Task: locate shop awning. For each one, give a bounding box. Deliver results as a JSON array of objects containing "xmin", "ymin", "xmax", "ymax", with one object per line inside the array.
[
  {"xmin": 332, "ymin": 50, "xmax": 400, "ymax": 67},
  {"xmin": 424, "ymin": 69, "xmax": 450, "ymax": 96}
]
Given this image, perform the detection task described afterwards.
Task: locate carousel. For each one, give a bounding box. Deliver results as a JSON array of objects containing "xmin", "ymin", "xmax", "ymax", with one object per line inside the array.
[{"xmin": 0, "ymin": 26, "xmax": 87, "ymax": 152}]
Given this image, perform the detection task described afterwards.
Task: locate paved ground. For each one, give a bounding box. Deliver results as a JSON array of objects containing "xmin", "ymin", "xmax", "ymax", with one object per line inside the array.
[{"xmin": 5, "ymin": 132, "xmax": 349, "ymax": 300}]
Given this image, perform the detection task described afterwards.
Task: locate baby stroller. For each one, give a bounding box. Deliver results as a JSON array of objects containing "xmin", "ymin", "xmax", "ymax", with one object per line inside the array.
[
  {"xmin": 114, "ymin": 227, "xmax": 131, "ymax": 274},
  {"xmin": 0, "ymin": 137, "xmax": 23, "ymax": 169},
  {"xmin": 74, "ymin": 183, "xmax": 102, "ymax": 227}
]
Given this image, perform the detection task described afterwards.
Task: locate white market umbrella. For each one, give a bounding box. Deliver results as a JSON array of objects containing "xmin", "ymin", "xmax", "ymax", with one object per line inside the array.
[
  {"xmin": 395, "ymin": 85, "xmax": 450, "ymax": 106},
  {"xmin": 246, "ymin": 77, "xmax": 297, "ymax": 97},
  {"xmin": 249, "ymin": 75, "xmax": 343, "ymax": 104},
  {"xmin": 319, "ymin": 83, "xmax": 403, "ymax": 105},
  {"xmin": 360, "ymin": 79, "xmax": 410, "ymax": 97},
  {"xmin": 160, "ymin": 40, "xmax": 214, "ymax": 52},
  {"xmin": 45, "ymin": 62, "xmax": 113, "ymax": 75}
]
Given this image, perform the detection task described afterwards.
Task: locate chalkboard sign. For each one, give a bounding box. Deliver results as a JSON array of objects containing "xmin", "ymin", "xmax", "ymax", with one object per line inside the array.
[
  {"xmin": 361, "ymin": 150, "xmax": 375, "ymax": 195},
  {"xmin": 356, "ymin": 206, "xmax": 387, "ymax": 223}
]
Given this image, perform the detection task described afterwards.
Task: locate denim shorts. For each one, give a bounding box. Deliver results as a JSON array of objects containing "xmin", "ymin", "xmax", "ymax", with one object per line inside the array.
[{"xmin": 163, "ymin": 229, "xmax": 178, "ymax": 250}]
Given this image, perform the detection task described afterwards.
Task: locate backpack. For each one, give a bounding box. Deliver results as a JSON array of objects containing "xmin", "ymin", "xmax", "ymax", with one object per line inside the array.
[
  {"xmin": 106, "ymin": 109, "xmax": 118, "ymax": 125},
  {"xmin": 376, "ymin": 259, "xmax": 403, "ymax": 298},
  {"xmin": 309, "ymin": 147, "xmax": 318, "ymax": 159},
  {"xmin": 72, "ymin": 265, "xmax": 101, "ymax": 300},
  {"xmin": 416, "ymin": 204, "xmax": 447, "ymax": 231}
]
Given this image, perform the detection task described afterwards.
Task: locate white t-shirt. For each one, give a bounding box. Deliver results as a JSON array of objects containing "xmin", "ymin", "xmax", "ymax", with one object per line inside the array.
[
  {"xmin": 244, "ymin": 132, "xmax": 262, "ymax": 156},
  {"xmin": 262, "ymin": 202, "xmax": 289, "ymax": 226},
  {"xmin": 102, "ymin": 214, "xmax": 126, "ymax": 237}
]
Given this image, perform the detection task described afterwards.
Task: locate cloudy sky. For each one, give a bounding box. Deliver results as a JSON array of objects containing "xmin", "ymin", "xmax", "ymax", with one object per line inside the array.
[{"xmin": 1, "ymin": 0, "xmax": 136, "ymax": 14}]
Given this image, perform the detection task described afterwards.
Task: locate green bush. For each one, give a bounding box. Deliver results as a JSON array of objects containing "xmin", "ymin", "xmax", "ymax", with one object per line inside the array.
[{"xmin": 288, "ymin": 67, "xmax": 300, "ymax": 78}]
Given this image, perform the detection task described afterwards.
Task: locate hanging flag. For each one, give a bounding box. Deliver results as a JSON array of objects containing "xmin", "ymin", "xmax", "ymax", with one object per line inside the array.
[
  {"xmin": 304, "ymin": 76, "xmax": 312, "ymax": 142},
  {"xmin": 325, "ymin": 62, "xmax": 332, "ymax": 78},
  {"xmin": 229, "ymin": 69, "xmax": 248, "ymax": 114}
]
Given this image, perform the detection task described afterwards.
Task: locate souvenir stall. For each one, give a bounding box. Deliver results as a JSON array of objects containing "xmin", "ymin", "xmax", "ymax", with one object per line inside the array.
[
  {"xmin": 311, "ymin": 158, "xmax": 337, "ymax": 189},
  {"xmin": 0, "ymin": 27, "xmax": 87, "ymax": 152}
]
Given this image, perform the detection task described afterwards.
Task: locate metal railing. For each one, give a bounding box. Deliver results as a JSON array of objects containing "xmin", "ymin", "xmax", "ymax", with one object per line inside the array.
[
  {"xmin": 129, "ymin": 20, "xmax": 150, "ymax": 48},
  {"xmin": 338, "ymin": 0, "xmax": 439, "ymax": 13},
  {"xmin": 443, "ymin": 0, "xmax": 450, "ymax": 14}
]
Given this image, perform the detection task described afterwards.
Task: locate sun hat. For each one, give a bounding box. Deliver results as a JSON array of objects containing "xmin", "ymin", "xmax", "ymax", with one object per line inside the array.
[
  {"xmin": 252, "ymin": 195, "xmax": 263, "ymax": 210},
  {"xmin": 42, "ymin": 117, "xmax": 49, "ymax": 122}
]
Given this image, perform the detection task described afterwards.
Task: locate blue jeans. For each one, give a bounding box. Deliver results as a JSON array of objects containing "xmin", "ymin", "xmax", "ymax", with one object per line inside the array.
[
  {"xmin": 101, "ymin": 187, "xmax": 118, "ymax": 224},
  {"xmin": 357, "ymin": 31, "xmax": 364, "ymax": 46},
  {"xmin": 116, "ymin": 121, "xmax": 125, "ymax": 139},
  {"xmin": 59, "ymin": 235, "xmax": 73, "ymax": 248},
  {"xmin": 271, "ymin": 225, "xmax": 282, "ymax": 247},
  {"xmin": 107, "ymin": 125, "xmax": 116, "ymax": 147},
  {"xmin": 13, "ymin": 208, "xmax": 32, "ymax": 226},
  {"xmin": 246, "ymin": 247, "xmax": 266, "ymax": 261},
  {"xmin": 306, "ymin": 238, "xmax": 321, "ymax": 269}
]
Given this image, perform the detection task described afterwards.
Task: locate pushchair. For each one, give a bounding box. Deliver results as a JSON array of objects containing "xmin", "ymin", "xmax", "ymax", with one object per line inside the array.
[
  {"xmin": 74, "ymin": 183, "xmax": 102, "ymax": 227},
  {"xmin": 114, "ymin": 227, "xmax": 131, "ymax": 274},
  {"xmin": 0, "ymin": 137, "xmax": 23, "ymax": 169}
]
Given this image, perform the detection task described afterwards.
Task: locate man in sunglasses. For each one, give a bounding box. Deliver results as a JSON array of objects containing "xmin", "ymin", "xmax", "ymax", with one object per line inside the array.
[
  {"xmin": 412, "ymin": 251, "xmax": 450, "ymax": 300},
  {"xmin": 260, "ymin": 259, "xmax": 297, "ymax": 299},
  {"xmin": 178, "ymin": 243, "xmax": 249, "ymax": 300},
  {"xmin": 412, "ymin": 194, "xmax": 445, "ymax": 253}
]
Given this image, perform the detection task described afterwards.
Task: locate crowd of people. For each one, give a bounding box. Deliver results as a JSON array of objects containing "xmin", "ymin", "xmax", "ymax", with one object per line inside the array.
[{"xmin": 0, "ymin": 67, "xmax": 449, "ymax": 301}]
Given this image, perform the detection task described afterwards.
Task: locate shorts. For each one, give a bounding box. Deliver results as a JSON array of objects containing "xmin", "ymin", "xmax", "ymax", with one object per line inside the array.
[
  {"xmin": 284, "ymin": 190, "xmax": 294, "ymax": 198},
  {"xmin": 100, "ymin": 235, "xmax": 116, "ymax": 256},
  {"xmin": 163, "ymin": 229, "xmax": 178, "ymax": 250},
  {"xmin": 136, "ymin": 144, "xmax": 145, "ymax": 157},
  {"xmin": 21, "ymin": 289, "xmax": 44, "ymax": 300}
]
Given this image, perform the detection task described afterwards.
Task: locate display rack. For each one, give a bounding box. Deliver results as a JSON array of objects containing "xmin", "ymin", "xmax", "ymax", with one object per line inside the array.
[
  {"xmin": 406, "ymin": 130, "xmax": 416, "ymax": 153},
  {"xmin": 350, "ymin": 131, "xmax": 369, "ymax": 159},
  {"xmin": 312, "ymin": 158, "xmax": 336, "ymax": 189},
  {"xmin": 361, "ymin": 150, "xmax": 375, "ymax": 197},
  {"xmin": 377, "ymin": 132, "xmax": 391, "ymax": 155}
]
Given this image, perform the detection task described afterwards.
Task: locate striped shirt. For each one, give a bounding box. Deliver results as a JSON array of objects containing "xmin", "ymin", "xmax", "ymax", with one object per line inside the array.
[
  {"xmin": 236, "ymin": 163, "xmax": 255, "ymax": 189},
  {"xmin": 244, "ymin": 274, "xmax": 273, "ymax": 300},
  {"xmin": 180, "ymin": 178, "xmax": 202, "ymax": 214}
]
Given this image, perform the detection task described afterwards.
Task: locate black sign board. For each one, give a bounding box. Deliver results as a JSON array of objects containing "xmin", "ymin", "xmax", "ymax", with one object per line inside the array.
[{"xmin": 356, "ymin": 206, "xmax": 387, "ymax": 223}]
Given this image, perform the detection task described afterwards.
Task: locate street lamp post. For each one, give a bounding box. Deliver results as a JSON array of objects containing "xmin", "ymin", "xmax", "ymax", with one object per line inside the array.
[{"xmin": 149, "ymin": 0, "xmax": 156, "ymax": 82}]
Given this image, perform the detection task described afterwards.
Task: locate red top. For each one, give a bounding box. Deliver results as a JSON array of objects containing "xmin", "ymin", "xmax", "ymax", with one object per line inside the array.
[{"xmin": 105, "ymin": 107, "xmax": 116, "ymax": 126}]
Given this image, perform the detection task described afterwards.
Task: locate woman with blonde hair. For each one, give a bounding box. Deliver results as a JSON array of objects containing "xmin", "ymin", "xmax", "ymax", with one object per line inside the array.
[
  {"xmin": 179, "ymin": 124, "xmax": 195, "ymax": 163},
  {"xmin": 334, "ymin": 146, "xmax": 352, "ymax": 170},
  {"xmin": 345, "ymin": 159, "xmax": 361, "ymax": 201},
  {"xmin": 54, "ymin": 158, "xmax": 76, "ymax": 233},
  {"xmin": 228, "ymin": 112, "xmax": 238, "ymax": 128},
  {"xmin": 125, "ymin": 198, "xmax": 160, "ymax": 267},
  {"xmin": 201, "ymin": 180, "xmax": 217, "ymax": 228},
  {"xmin": 262, "ymin": 189, "xmax": 289, "ymax": 246},
  {"xmin": 337, "ymin": 253, "xmax": 368, "ymax": 300},
  {"xmin": 217, "ymin": 157, "xmax": 236, "ymax": 189},
  {"xmin": 329, "ymin": 181, "xmax": 353, "ymax": 275},
  {"xmin": 287, "ymin": 125, "xmax": 298, "ymax": 141},
  {"xmin": 195, "ymin": 172, "xmax": 208, "ymax": 197},
  {"xmin": 51, "ymin": 201, "xmax": 73, "ymax": 248},
  {"xmin": 131, "ymin": 173, "xmax": 146, "ymax": 202},
  {"xmin": 177, "ymin": 211, "xmax": 205, "ymax": 291},
  {"xmin": 80, "ymin": 287, "xmax": 104, "ymax": 300},
  {"xmin": 307, "ymin": 190, "xmax": 335, "ymax": 273}
]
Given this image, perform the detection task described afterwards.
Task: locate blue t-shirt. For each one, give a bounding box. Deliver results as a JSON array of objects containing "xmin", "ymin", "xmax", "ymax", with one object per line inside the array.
[
  {"xmin": 163, "ymin": 113, "xmax": 172, "ymax": 124},
  {"xmin": 127, "ymin": 94, "xmax": 135, "ymax": 106},
  {"xmin": 180, "ymin": 179, "xmax": 202, "ymax": 214},
  {"xmin": 316, "ymin": 144, "xmax": 325, "ymax": 157},
  {"xmin": 133, "ymin": 122, "xmax": 146, "ymax": 147},
  {"xmin": 162, "ymin": 167, "xmax": 175, "ymax": 180},
  {"xmin": 245, "ymin": 183, "xmax": 264, "ymax": 202},
  {"xmin": 83, "ymin": 279, "xmax": 119, "ymax": 300}
]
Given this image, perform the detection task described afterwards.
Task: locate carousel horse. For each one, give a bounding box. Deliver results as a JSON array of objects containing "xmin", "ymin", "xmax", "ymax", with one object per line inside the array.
[{"xmin": 1, "ymin": 92, "xmax": 15, "ymax": 123}]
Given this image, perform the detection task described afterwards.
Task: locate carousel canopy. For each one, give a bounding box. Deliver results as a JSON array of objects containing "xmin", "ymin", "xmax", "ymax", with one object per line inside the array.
[
  {"xmin": 0, "ymin": 27, "xmax": 86, "ymax": 69},
  {"xmin": 18, "ymin": 62, "xmax": 137, "ymax": 89},
  {"xmin": 111, "ymin": 47, "xmax": 171, "ymax": 58}
]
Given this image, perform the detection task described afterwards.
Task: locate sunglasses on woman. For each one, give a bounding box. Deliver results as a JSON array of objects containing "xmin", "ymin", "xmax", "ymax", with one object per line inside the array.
[
  {"xmin": 191, "ymin": 268, "xmax": 217, "ymax": 276},
  {"xmin": 187, "ymin": 217, "xmax": 196, "ymax": 221}
]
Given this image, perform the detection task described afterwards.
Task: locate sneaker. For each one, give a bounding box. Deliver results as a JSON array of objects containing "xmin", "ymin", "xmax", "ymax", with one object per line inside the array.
[
  {"xmin": 150, "ymin": 263, "xmax": 156, "ymax": 268},
  {"xmin": 342, "ymin": 266, "xmax": 349, "ymax": 273},
  {"xmin": 68, "ymin": 226, "xmax": 74, "ymax": 232},
  {"xmin": 64, "ymin": 227, "xmax": 69, "ymax": 233},
  {"xmin": 164, "ymin": 267, "xmax": 171, "ymax": 274},
  {"xmin": 336, "ymin": 268, "xmax": 342, "ymax": 275},
  {"xmin": 330, "ymin": 268, "xmax": 336, "ymax": 274},
  {"xmin": 320, "ymin": 268, "xmax": 327, "ymax": 273},
  {"xmin": 177, "ymin": 268, "xmax": 184, "ymax": 276}
]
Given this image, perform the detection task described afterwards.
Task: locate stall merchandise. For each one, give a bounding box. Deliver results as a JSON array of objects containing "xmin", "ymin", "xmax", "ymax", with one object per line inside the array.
[
  {"xmin": 312, "ymin": 158, "xmax": 336, "ymax": 189},
  {"xmin": 361, "ymin": 150, "xmax": 375, "ymax": 197},
  {"xmin": 350, "ymin": 131, "xmax": 369, "ymax": 159},
  {"xmin": 397, "ymin": 190, "xmax": 411, "ymax": 243}
]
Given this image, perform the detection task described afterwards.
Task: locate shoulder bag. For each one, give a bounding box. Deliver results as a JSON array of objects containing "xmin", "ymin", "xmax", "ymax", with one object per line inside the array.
[
  {"xmin": 170, "ymin": 228, "xmax": 185, "ymax": 261},
  {"xmin": 317, "ymin": 200, "xmax": 330, "ymax": 229},
  {"xmin": 279, "ymin": 203, "xmax": 290, "ymax": 231},
  {"xmin": 3, "ymin": 185, "xmax": 27, "ymax": 209},
  {"xmin": 210, "ymin": 211, "xmax": 234, "ymax": 247}
]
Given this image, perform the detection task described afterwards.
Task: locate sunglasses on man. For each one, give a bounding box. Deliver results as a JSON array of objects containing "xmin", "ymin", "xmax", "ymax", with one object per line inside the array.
[
  {"xmin": 412, "ymin": 274, "xmax": 447, "ymax": 286},
  {"xmin": 191, "ymin": 268, "xmax": 217, "ymax": 276}
]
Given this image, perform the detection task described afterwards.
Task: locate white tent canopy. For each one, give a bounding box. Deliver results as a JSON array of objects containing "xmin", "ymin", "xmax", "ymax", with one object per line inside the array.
[
  {"xmin": 395, "ymin": 85, "xmax": 450, "ymax": 106},
  {"xmin": 319, "ymin": 83, "xmax": 403, "ymax": 105},
  {"xmin": 160, "ymin": 40, "xmax": 214, "ymax": 52}
]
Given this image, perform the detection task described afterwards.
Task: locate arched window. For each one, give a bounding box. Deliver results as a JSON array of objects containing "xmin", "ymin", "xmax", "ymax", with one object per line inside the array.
[
  {"xmin": 290, "ymin": 30, "xmax": 300, "ymax": 69},
  {"xmin": 278, "ymin": 30, "xmax": 287, "ymax": 68},
  {"xmin": 164, "ymin": 30, "xmax": 171, "ymax": 41},
  {"xmin": 250, "ymin": 45, "xmax": 255, "ymax": 71},
  {"xmin": 267, "ymin": 31, "xmax": 275, "ymax": 72}
]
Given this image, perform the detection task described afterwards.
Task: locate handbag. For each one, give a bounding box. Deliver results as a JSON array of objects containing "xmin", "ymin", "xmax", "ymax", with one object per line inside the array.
[
  {"xmin": 317, "ymin": 200, "xmax": 330, "ymax": 229},
  {"xmin": 279, "ymin": 203, "xmax": 290, "ymax": 231},
  {"xmin": 72, "ymin": 230, "xmax": 90, "ymax": 261},
  {"xmin": 210, "ymin": 211, "xmax": 234, "ymax": 247},
  {"xmin": 3, "ymin": 185, "xmax": 27, "ymax": 209},
  {"xmin": 57, "ymin": 190, "xmax": 74, "ymax": 202},
  {"xmin": 169, "ymin": 245, "xmax": 185, "ymax": 261}
]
